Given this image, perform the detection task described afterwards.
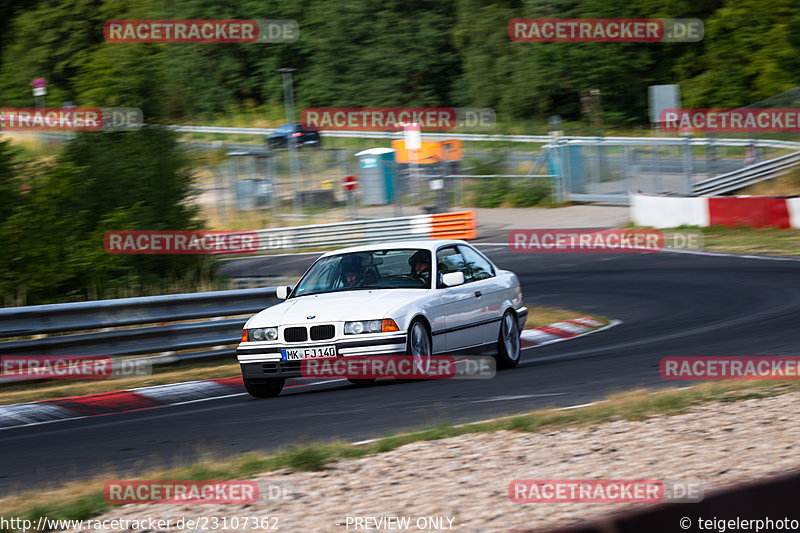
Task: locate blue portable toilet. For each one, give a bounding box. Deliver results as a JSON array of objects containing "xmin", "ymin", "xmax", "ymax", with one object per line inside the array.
[{"xmin": 355, "ymin": 148, "xmax": 397, "ymax": 205}]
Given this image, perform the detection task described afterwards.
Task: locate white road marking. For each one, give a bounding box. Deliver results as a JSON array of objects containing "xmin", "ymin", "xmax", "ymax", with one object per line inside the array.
[{"xmin": 470, "ymin": 393, "xmax": 566, "ymax": 403}]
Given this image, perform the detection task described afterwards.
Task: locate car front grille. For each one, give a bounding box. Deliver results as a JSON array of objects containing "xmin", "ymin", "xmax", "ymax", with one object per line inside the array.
[
  {"xmin": 283, "ymin": 327, "xmax": 308, "ymax": 342},
  {"xmin": 310, "ymin": 324, "xmax": 335, "ymax": 340}
]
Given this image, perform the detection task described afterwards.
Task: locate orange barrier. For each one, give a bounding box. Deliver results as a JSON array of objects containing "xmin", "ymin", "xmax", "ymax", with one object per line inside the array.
[{"xmin": 429, "ymin": 211, "xmax": 477, "ymax": 240}]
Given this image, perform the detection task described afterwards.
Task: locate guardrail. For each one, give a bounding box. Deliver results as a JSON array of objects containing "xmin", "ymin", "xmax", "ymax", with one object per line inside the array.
[
  {"xmin": 253, "ymin": 210, "xmax": 477, "ymax": 251},
  {"xmin": 0, "ymin": 288, "xmax": 279, "ymax": 381},
  {"xmin": 692, "ymin": 151, "xmax": 800, "ymax": 195},
  {"xmin": 170, "ymin": 125, "xmax": 800, "ymax": 150}
]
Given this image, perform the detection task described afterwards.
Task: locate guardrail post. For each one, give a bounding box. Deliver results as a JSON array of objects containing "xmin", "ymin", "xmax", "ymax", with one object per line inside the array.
[
  {"xmin": 625, "ymin": 145, "xmax": 633, "ymax": 193},
  {"xmin": 683, "ymin": 135, "xmax": 694, "ymax": 195}
]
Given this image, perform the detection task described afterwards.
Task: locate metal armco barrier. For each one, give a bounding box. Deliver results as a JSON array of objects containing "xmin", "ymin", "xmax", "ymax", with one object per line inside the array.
[
  {"xmin": 0, "ymin": 288, "xmax": 279, "ymax": 380},
  {"xmin": 693, "ymin": 151, "xmax": 800, "ymax": 195},
  {"xmin": 254, "ymin": 211, "xmax": 477, "ymax": 251},
  {"xmin": 170, "ymin": 125, "xmax": 800, "ymax": 151},
  {"xmin": 0, "ymin": 287, "xmax": 276, "ymax": 338}
]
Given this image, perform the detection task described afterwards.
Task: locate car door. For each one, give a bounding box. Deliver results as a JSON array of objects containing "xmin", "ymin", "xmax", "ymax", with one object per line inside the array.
[
  {"xmin": 457, "ymin": 244, "xmax": 504, "ymax": 346},
  {"xmin": 435, "ymin": 245, "xmax": 484, "ymax": 352}
]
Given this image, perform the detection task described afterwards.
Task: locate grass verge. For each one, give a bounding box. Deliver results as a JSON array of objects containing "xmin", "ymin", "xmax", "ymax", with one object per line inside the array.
[
  {"xmin": 699, "ymin": 226, "xmax": 800, "ymax": 258},
  {"xmin": 3, "ymin": 378, "xmax": 800, "ymax": 528}
]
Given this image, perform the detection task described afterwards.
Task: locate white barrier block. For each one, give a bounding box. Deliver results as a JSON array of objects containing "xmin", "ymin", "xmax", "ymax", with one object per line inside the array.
[
  {"xmin": 631, "ymin": 194, "xmax": 709, "ymax": 228},
  {"xmin": 787, "ymin": 198, "xmax": 800, "ymax": 229}
]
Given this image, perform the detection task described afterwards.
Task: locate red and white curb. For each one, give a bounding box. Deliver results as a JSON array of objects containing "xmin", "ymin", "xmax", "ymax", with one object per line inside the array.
[
  {"xmin": 0, "ymin": 316, "xmax": 617, "ymax": 430},
  {"xmin": 521, "ymin": 316, "xmax": 617, "ymax": 348},
  {"xmin": 0, "ymin": 377, "xmax": 246, "ymax": 430}
]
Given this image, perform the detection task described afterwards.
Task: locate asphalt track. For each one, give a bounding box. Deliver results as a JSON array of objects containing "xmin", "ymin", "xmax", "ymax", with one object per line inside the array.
[{"xmin": 2, "ymin": 248, "xmax": 800, "ymax": 496}]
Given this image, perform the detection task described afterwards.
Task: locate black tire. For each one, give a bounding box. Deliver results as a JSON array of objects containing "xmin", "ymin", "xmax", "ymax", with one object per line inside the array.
[
  {"xmin": 243, "ymin": 377, "xmax": 285, "ymax": 398},
  {"xmin": 407, "ymin": 319, "xmax": 432, "ymax": 376},
  {"xmin": 347, "ymin": 378, "xmax": 376, "ymax": 386},
  {"xmin": 495, "ymin": 310, "xmax": 521, "ymax": 369}
]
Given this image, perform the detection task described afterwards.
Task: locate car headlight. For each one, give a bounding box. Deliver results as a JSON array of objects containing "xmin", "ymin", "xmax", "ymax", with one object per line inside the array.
[
  {"xmin": 247, "ymin": 327, "xmax": 278, "ymax": 342},
  {"xmin": 344, "ymin": 319, "xmax": 399, "ymax": 335}
]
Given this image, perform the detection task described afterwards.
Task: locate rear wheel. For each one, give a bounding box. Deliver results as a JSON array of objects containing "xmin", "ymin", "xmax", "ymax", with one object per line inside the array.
[
  {"xmin": 495, "ymin": 311, "xmax": 521, "ymax": 369},
  {"xmin": 407, "ymin": 320, "xmax": 432, "ymax": 375},
  {"xmin": 243, "ymin": 377, "xmax": 285, "ymax": 398}
]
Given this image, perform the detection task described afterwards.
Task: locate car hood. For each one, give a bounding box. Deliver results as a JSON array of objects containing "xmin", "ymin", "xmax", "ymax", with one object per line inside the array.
[{"xmin": 246, "ymin": 289, "xmax": 428, "ymax": 327}]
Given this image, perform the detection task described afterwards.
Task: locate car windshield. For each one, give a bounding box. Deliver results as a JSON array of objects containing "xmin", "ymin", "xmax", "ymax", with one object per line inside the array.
[{"xmin": 292, "ymin": 248, "xmax": 432, "ymax": 297}]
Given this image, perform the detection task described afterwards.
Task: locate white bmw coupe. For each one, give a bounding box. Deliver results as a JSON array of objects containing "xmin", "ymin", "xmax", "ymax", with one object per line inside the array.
[{"xmin": 236, "ymin": 239, "xmax": 527, "ymax": 397}]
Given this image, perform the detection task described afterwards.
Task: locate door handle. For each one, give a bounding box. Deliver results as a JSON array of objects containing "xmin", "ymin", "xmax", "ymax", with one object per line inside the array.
[{"xmin": 474, "ymin": 290, "xmax": 482, "ymax": 297}]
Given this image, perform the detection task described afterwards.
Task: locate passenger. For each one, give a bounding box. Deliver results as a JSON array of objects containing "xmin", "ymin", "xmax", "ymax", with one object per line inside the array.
[{"xmin": 408, "ymin": 250, "xmax": 432, "ymax": 286}]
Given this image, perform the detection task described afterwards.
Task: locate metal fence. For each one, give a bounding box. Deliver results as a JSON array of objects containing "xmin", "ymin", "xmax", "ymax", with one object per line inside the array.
[
  {"xmin": 27, "ymin": 129, "xmax": 800, "ymax": 204},
  {"xmin": 178, "ymin": 126, "xmax": 800, "ymax": 204},
  {"xmin": 546, "ymin": 137, "xmax": 800, "ymax": 202}
]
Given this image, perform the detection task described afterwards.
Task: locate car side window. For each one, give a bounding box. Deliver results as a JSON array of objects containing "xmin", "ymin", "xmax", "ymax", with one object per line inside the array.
[
  {"xmin": 458, "ymin": 245, "xmax": 495, "ymax": 282},
  {"xmin": 436, "ymin": 246, "xmax": 466, "ymax": 287}
]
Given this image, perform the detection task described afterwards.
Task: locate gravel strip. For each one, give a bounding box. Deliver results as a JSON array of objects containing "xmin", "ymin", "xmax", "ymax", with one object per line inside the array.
[{"xmin": 64, "ymin": 392, "xmax": 800, "ymax": 532}]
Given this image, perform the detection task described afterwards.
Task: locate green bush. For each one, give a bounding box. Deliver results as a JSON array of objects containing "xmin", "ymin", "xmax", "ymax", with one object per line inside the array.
[
  {"xmin": 471, "ymin": 177, "xmax": 511, "ymax": 208},
  {"xmin": 507, "ymin": 180, "xmax": 551, "ymax": 207},
  {"xmin": 467, "ymin": 177, "xmax": 552, "ymax": 208}
]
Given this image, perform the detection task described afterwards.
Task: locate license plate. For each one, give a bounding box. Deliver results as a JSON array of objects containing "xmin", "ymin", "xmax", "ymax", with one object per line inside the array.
[{"xmin": 281, "ymin": 345, "xmax": 337, "ymax": 361}]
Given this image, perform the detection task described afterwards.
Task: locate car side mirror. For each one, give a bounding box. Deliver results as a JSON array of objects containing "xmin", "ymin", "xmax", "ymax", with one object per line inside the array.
[
  {"xmin": 276, "ymin": 286, "xmax": 292, "ymax": 300},
  {"xmin": 441, "ymin": 272, "xmax": 465, "ymax": 287}
]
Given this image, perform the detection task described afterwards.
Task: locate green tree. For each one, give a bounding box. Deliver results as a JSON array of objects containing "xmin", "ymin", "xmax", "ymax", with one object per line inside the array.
[
  {"xmin": 680, "ymin": 0, "xmax": 800, "ymax": 107},
  {"xmin": 0, "ymin": 127, "xmax": 211, "ymax": 305}
]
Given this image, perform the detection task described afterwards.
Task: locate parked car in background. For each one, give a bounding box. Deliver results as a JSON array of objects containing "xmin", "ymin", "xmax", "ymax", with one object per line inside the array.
[{"xmin": 266, "ymin": 123, "xmax": 321, "ymax": 149}]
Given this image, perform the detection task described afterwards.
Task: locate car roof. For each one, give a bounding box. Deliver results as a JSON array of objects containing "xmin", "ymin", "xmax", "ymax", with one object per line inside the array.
[{"xmin": 319, "ymin": 239, "xmax": 469, "ymax": 257}]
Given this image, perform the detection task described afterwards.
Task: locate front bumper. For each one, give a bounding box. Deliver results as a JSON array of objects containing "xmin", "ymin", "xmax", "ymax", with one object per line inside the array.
[{"xmin": 237, "ymin": 333, "xmax": 407, "ymax": 379}]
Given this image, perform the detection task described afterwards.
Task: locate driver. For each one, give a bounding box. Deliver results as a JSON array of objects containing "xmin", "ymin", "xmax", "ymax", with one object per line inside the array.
[
  {"xmin": 340, "ymin": 255, "xmax": 364, "ymax": 287},
  {"xmin": 408, "ymin": 250, "xmax": 431, "ymax": 285}
]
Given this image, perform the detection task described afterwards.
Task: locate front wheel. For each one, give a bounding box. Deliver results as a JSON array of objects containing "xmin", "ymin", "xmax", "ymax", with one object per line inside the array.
[
  {"xmin": 495, "ymin": 311, "xmax": 521, "ymax": 369},
  {"xmin": 243, "ymin": 377, "xmax": 285, "ymax": 398},
  {"xmin": 407, "ymin": 320, "xmax": 432, "ymax": 375},
  {"xmin": 347, "ymin": 378, "xmax": 376, "ymax": 386}
]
